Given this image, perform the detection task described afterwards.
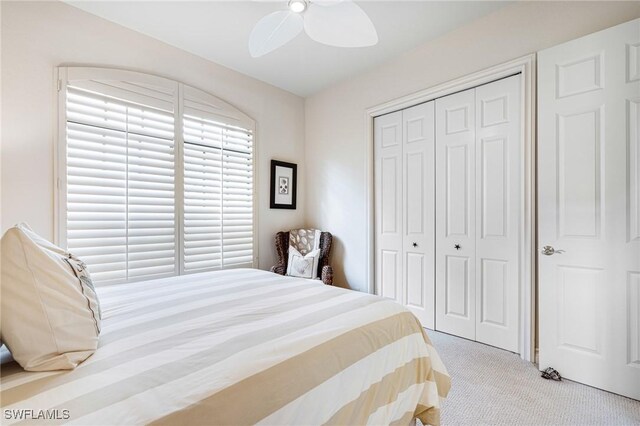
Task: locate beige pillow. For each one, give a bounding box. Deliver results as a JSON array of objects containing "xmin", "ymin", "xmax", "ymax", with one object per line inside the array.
[
  {"xmin": 1, "ymin": 223, "xmax": 101, "ymax": 371},
  {"xmin": 286, "ymin": 246, "xmax": 320, "ymax": 279}
]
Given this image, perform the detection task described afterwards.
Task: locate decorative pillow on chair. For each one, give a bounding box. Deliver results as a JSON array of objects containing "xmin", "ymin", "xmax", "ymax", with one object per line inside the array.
[
  {"xmin": 286, "ymin": 246, "xmax": 320, "ymax": 279},
  {"xmin": 289, "ymin": 229, "xmax": 321, "ymax": 255},
  {"xmin": 1, "ymin": 223, "xmax": 101, "ymax": 371}
]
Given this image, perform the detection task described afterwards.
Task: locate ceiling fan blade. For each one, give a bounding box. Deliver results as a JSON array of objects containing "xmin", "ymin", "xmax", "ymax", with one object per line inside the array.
[
  {"xmin": 312, "ymin": 0, "xmax": 346, "ymax": 6},
  {"xmin": 303, "ymin": 1, "xmax": 378, "ymax": 48},
  {"xmin": 249, "ymin": 10, "xmax": 304, "ymax": 58}
]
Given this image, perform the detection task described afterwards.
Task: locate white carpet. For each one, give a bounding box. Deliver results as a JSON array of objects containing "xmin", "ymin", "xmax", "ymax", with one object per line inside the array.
[{"xmin": 427, "ymin": 330, "xmax": 640, "ymax": 425}]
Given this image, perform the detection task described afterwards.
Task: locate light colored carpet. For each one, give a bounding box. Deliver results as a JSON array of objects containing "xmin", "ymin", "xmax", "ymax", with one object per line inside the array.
[{"xmin": 426, "ymin": 330, "xmax": 640, "ymax": 425}]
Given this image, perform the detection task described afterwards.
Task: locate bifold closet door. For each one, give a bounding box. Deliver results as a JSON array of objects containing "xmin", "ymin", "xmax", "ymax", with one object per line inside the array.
[
  {"xmin": 402, "ymin": 102, "xmax": 435, "ymax": 329},
  {"xmin": 435, "ymin": 88, "xmax": 477, "ymax": 341},
  {"xmin": 374, "ymin": 102, "xmax": 435, "ymax": 328},
  {"xmin": 374, "ymin": 111, "xmax": 403, "ymax": 304},
  {"xmin": 474, "ymin": 76, "xmax": 521, "ymax": 352},
  {"xmin": 435, "ymin": 75, "xmax": 521, "ymax": 351}
]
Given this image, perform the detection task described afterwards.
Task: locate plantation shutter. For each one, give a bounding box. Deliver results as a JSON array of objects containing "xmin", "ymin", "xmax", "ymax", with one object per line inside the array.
[
  {"xmin": 60, "ymin": 68, "xmax": 255, "ymax": 284},
  {"xmin": 182, "ymin": 115, "xmax": 223, "ymax": 272},
  {"xmin": 64, "ymin": 81, "xmax": 177, "ymax": 284},
  {"xmin": 220, "ymin": 126, "xmax": 254, "ymax": 267},
  {"xmin": 182, "ymin": 88, "xmax": 255, "ymax": 272}
]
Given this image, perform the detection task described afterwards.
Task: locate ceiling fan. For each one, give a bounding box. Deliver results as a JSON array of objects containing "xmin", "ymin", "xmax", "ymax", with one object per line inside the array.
[{"xmin": 249, "ymin": 0, "xmax": 378, "ymax": 58}]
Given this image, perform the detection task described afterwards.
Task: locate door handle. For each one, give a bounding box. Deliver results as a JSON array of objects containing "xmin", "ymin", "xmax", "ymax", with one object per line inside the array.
[
  {"xmin": 541, "ymin": 245, "xmax": 565, "ymax": 256},
  {"xmin": 412, "ymin": 242, "xmax": 418, "ymax": 248}
]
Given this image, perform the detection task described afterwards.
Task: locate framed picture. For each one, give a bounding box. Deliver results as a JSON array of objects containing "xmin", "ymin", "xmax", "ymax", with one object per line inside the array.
[{"xmin": 270, "ymin": 160, "xmax": 297, "ymax": 209}]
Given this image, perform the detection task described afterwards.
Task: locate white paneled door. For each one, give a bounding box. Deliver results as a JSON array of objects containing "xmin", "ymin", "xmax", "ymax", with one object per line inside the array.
[
  {"xmin": 375, "ymin": 102, "xmax": 435, "ymax": 328},
  {"xmin": 403, "ymin": 102, "xmax": 436, "ymax": 329},
  {"xmin": 435, "ymin": 75, "xmax": 521, "ymax": 351},
  {"xmin": 475, "ymin": 76, "xmax": 521, "ymax": 352},
  {"xmin": 538, "ymin": 18, "xmax": 640, "ymax": 399},
  {"xmin": 435, "ymin": 88, "xmax": 477, "ymax": 340},
  {"xmin": 375, "ymin": 111, "xmax": 403, "ymax": 305}
]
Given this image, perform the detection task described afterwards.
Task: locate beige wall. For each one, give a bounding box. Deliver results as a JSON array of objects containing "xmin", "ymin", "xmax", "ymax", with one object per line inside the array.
[
  {"xmin": 0, "ymin": 0, "xmax": 306, "ymax": 271},
  {"xmin": 304, "ymin": 1, "xmax": 640, "ymax": 291}
]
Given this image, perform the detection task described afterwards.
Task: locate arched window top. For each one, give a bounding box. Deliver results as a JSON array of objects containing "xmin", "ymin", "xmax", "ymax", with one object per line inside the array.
[{"xmin": 60, "ymin": 66, "xmax": 255, "ymax": 131}]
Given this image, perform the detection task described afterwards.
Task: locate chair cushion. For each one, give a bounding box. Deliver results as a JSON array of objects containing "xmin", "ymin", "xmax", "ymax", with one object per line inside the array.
[
  {"xmin": 286, "ymin": 246, "xmax": 320, "ymax": 279},
  {"xmin": 1, "ymin": 223, "xmax": 101, "ymax": 371},
  {"xmin": 289, "ymin": 229, "xmax": 321, "ymax": 255}
]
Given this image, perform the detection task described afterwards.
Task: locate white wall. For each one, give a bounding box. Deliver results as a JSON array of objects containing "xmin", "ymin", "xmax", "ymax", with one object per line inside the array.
[
  {"xmin": 304, "ymin": 1, "xmax": 640, "ymax": 291},
  {"xmin": 0, "ymin": 0, "xmax": 306, "ymax": 271}
]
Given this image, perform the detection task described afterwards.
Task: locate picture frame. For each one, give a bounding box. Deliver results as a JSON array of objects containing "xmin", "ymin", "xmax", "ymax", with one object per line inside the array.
[{"xmin": 270, "ymin": 160, "xmax": 297, "ymax": 209}]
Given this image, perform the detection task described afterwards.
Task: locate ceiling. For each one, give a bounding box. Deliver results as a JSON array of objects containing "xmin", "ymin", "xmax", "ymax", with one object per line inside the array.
[{"xmin": 65, "ymin": 1, "xmax": 510, "ymax": 97}]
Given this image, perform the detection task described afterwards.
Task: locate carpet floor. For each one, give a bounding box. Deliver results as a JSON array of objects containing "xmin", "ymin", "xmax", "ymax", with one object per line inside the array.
[{"xmin": 426, "ymin": 330, "xmax": 640, "ymax": 425}]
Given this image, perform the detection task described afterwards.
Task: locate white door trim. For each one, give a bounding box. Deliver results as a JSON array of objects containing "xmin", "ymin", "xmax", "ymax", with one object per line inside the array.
[{"xmin": 364, "ymin": 54, "xmax": 536, "ymax": 361}]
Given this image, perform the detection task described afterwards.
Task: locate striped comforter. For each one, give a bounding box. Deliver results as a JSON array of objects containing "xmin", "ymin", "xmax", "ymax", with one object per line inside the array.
[{"xmin": 1, "ymin": 269, "xmax": 450, "ymax": 425}]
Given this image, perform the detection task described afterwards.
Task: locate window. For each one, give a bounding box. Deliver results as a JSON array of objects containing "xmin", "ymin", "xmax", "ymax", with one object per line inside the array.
[{"xmin": 58, "ymin": 68, "xmax": 255, "ymax": 285}]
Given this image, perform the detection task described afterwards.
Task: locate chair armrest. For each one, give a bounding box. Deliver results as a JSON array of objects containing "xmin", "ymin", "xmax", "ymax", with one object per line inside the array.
[
  {"xmin": 321, "ymin": 265, "xmax": 333, "ymax": 285},
  {"xmin": 270, "ymin": 265, "xmax": 286, "ymax": 275}
]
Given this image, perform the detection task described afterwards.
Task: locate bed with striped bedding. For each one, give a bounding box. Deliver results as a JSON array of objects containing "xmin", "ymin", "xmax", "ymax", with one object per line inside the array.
[{"xmin": 0, "ymin": 269, "xmax": 450, "ymax": 425}]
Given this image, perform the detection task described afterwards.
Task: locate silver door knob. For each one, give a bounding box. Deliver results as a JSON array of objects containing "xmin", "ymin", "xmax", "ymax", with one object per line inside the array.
[{"xmin": 541, "ymin": 246, "xmax": 565, "ymax": 256}]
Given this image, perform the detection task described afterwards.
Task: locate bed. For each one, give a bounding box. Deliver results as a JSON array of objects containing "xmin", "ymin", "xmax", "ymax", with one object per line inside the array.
[{"xmin": 0, "ymin": 269, "xmax": 450, "ymax": 425}]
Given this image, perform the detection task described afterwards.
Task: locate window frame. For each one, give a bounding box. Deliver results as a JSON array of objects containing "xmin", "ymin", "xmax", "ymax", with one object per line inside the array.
[{"xmin": 55, "ymin": 67, "xmax": 258, "ymax": 284}]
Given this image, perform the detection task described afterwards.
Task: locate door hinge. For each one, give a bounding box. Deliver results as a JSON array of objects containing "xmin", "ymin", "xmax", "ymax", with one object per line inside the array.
[{"xmin": 57, "ymin": 80, "xmax": 62, "ymax": 92}]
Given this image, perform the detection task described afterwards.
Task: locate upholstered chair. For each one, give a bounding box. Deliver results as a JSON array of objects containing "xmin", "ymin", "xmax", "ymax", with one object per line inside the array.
[{"xmin": 270, "ymin": 230, "xmax": 333, "ymax": 285}]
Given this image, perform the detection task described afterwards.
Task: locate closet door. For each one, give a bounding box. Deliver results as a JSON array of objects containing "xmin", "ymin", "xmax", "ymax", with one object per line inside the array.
[
  {"xmin": 403, "ymin": 102, "xmax": 435, "ymax": 328},
  {"xmin": 435, "ymin": 88, "xmax": 477, "ymax": 340},
  {"xmin": 374, "ymin": 111, "xmax": 403, "ymax": 303},
  {"xmin": 474, "ymin": 75, "xmax": 521, "ymax": 351}
]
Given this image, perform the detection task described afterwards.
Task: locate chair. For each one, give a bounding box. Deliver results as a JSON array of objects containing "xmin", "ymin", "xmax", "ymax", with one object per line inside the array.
[{"xmin": 270, "ymin": 230, "xmax": 333, "ymax": 285}]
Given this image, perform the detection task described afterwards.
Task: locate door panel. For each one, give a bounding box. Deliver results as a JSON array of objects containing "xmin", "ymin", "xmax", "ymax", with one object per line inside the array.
[
  {"xmin": 403, "ymin": 102, "xmax": 435, "ymax": 328},
  {"xmin": 479, "ymin": 137, "xmax": 506, "ymax": 238},
  {"xmin": 406, "ymin": 253, "xmax": 425, "ymax": 306},
  {"xmin": 475, "ymin": 75, "xmax": 521, "ymax": 352},
  {"xmin": 375, "ymin": 111, "xmax": 403, "ymax": 304},
  {"xmin": 445, "ymin": 255, "xmax": 471, "ymax": 318},
  {"xmin": 436, "ymin": 88, "xmax": 476, "ymax": 340},
  {"xmin": 381, "ymin": 250, "xmax": 400, "ymax": 301},
  {"xmin": 445, "ymin": 145, "xmax": 470, "ymax": 237},
  {"xmin": 557, "ymin": 266, "xmax": 604, "ymax": 355},
  {"xmin": 480, "ymin": 259, "xmax": 507, "ymax": 326},
  {"xmin": 629, "ymin": 98, "xmax": 640, "ymax": 242},
  {"xmin": 539, "ymin": 18, "xmax": 640, "ymax": 399},
  {"xmin": 629, "ymin": 272, "xmax": 640, "ymax": 366},
  {"xmin": 557, "ymin": 107, "xmax": 603, "ymax": 238},
  {"xmin": 381, "ymin": 157, "xmax": 400, "ymax": 234},
  {"xmin": 406, "ymin": 153, "xmax": 424, "ymax": 235}
]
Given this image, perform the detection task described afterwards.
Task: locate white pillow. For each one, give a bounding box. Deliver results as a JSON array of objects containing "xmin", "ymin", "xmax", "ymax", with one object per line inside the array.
[
  {"xmin": 1, "ymin": 223, "xmax": 101, "ymax": 371},
  {"xmin": 286, "ymin": 246, "xmax": 320, "ymax": 279}
]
